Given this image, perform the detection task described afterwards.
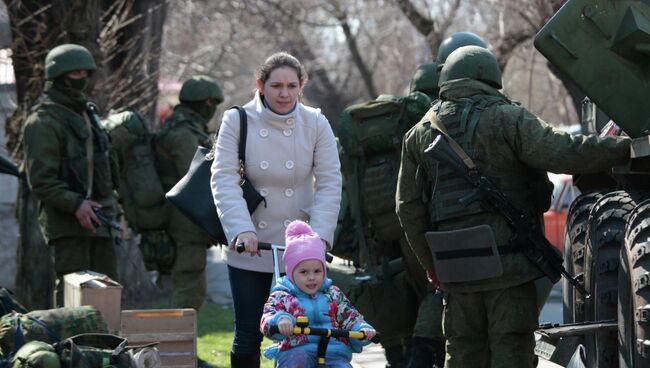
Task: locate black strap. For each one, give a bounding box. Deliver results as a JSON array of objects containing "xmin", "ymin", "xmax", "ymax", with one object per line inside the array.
[
  {"xmin": 231, "ymin": 106, "xmax": 247, "ymax": 164},
  {"xmin": 435, "ymin": 244, "xmax": 519, "ymax": 260},
  {"xmin": 14, "ymin": 314, "xmax": 61, "ymax": 354}
]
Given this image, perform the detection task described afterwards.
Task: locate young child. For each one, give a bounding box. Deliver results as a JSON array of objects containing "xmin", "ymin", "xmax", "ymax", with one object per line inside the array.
[{"xmin": 260, "ymin": 220, "xmax": 376, "ymax": 367}]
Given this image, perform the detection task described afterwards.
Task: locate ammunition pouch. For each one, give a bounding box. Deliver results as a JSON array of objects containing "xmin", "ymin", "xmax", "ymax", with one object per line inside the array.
[{"xmin": 425, "ymin": 225, "xmax": 503, "ymax": 283}]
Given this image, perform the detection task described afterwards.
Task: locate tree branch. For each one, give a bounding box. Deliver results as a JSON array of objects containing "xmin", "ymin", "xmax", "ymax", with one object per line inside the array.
[{"xmin": 394, "ymin": 0, "xmax": 434, "ymax": 37}]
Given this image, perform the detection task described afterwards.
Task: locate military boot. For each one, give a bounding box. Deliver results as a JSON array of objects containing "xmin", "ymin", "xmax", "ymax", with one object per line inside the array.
[
  {"xmin": 384, "ymin": 344, "xmax": 407, "ymax": 368},
  {"xmin": 197, "ymin": 358, "xmax": 215, "ymax": 368},
  {"xmin": 230, "ymin": 352, "xmax": 260, "ymax": 368},
  {"xmin": 406, "ymin": 337, "xmax": 440, "ymax": 368},
  {"xmin": 432, "ymin": 338, "xmax": 445, "ymax": 368}
]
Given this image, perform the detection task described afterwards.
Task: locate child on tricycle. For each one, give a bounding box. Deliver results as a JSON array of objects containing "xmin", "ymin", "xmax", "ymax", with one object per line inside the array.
[{"xmin": 260, "ymin": 220, "xmax": 377, "ymax": 367}]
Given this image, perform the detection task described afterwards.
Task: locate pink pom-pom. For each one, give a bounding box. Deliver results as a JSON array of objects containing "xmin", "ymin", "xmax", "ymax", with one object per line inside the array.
[{"xmin": 285, "ymin": 220, "xmax": 313, "ymax": 238}]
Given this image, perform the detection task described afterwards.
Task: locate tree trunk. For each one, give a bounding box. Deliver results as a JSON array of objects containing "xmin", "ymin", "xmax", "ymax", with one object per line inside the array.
[{"xmin": 15, "ymin": 178, "xmax": 53, "ymax": 310}]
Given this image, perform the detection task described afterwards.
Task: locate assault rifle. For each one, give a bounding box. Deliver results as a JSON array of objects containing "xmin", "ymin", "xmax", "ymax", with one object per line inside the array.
[
  {"xmin": 0, "ymin": 155, "xmax": 19, "ymax": 177},
  {"xmin": 92, "ymin": 207, "xmax": 122, "ymax": 232},
  {"xmin": 424, "ymin": 134, "xmax": 589, "ymax": 297},
  {"xmin": 85, "ymin": 102, "xmax": 107, "ymax": 131}
]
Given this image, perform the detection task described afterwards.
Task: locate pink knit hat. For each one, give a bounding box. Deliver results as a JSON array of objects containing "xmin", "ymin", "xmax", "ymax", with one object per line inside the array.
[{"xmin": 283, "ymin": 220, "xmax": 326, "ymax": 283}]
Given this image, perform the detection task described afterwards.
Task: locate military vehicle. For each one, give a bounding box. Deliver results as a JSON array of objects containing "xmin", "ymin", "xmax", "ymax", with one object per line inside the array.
[{"xmin": 533, "ymin": 1, "xmax": 650, "ymax": 367}]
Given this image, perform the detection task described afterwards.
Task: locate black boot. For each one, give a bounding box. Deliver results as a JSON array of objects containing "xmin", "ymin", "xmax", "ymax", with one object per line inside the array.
[
  {"xmin": 197, "ymin": 358, "xmax": 215, "ymax": 368},
  {"xmin": 230, "ymin": 352, "xmax": 260, "ymax": 368},
  {"xmin": 432, "ymin": 338, "xmax": 445, "ymax": 368},
  {"xmin": 406, "ymin": 337, "xmax": 436, "ymax": 368},
  {"xmin": 384, "ymin": 344, "xmax": 407, "ymax": 368}
]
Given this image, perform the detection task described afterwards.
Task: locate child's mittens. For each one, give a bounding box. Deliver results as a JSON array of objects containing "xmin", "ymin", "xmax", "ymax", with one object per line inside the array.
[{"xmin": 278, "ymin": 316, "xmax": 295, "ymax": 336}]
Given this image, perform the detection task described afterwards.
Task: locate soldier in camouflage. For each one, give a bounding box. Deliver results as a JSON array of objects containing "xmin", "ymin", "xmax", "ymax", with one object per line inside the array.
[
  {"xmin": 396, "ymin": 45, "xmax": 631, "ymax": 367},
  {"xmin": 22, "ymin": 44, "xmax": 120, "ymax": 307},
  {"xmin": 398, "ymin": 32, "xmax": 491, "ymax": 368},
  {"xmin": 155, "ymin": 75, "xmax": 223, "ymax": 311}
]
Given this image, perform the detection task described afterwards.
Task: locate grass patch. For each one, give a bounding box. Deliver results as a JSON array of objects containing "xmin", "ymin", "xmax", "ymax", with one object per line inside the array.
[{"xmin": 197, "ymin": 302, "xmax": 274, "ymax": 367}]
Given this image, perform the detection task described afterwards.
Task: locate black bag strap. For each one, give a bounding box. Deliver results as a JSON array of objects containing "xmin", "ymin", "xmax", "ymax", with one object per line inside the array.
[
  {"xmin": 232, "ymin": 106, "xmax": 247, "ymax": 164},
  {"xmin": 14, "ymin": 314, "xmax": 61, "ymax": 353}
]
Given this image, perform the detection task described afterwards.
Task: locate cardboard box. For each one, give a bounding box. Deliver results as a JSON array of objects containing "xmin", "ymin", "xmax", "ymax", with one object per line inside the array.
[
  {"xmin": 63, "ymin": 270, "xmax": 122, "ymax": 333},
  {"xmin": 121, "ymin": 309, "xmax": 197, "ymax": 368}
]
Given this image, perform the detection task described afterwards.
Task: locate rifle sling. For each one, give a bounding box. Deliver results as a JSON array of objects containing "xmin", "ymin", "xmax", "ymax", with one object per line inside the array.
[
  {"xmin": 83, "ymin": 112, "xmax": 94, "ymax": 199},
  {"xmin": 425, "ymin": 109, "xmax": 476, "ymax": 171}
]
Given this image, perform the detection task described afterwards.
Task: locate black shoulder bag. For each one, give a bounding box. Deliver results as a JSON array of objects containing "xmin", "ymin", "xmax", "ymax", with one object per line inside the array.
[{"xmin": 165, "ymin": 106, "xmax": 265, "ymax": 245}]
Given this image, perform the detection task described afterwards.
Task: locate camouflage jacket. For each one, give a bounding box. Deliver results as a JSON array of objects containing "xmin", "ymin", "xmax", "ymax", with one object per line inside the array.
[
  {"xmin": 155, "ymin": 104, "xmax": 210, "ymax": 190},
  {"xmin": 396, "ymin": 79, "xmax": 631, "ymax": 292},
  {"xmin": 22, "ymin": 85, "xmax": 118, "ymax": 243},
  {"xmin": 155, "ymin": 104, "xmax": 210, "ymax": 242}
]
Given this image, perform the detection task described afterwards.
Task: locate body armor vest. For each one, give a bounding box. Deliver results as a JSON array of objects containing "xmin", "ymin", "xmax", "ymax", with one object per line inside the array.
[{"xmin": 428, "ymin": 96, "xmax": 510, "ymax": 223}]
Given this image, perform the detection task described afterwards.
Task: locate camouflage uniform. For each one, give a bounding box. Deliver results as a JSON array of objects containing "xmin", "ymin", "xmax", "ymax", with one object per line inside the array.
[
  {"xmin": 396, "ymin": 47, "xmax": 631, "ymax": 367},
  {"xmin": 155, "ymin": 76, "xmax": 222, "ymax": 311},
  {"xmin": 22, "ymin": 44, "xmax": 119, "ymax": 307},
  {"xmin": 402, "ymin": 35, "xmax": 490, "ymax": 363}
]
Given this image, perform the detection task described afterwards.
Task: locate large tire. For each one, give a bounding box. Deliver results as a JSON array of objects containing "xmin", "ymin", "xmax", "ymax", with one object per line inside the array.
[
  {"xmin": 585, "ymin": 191, "xmax": 648, "ymax": 368},
  {"xmin": 619, "ymin": 199, "xmax": 650, "ymax": 368},
  {"xmin": 563, "ymin": 191, "xmax": 604, "ymax": 323}
]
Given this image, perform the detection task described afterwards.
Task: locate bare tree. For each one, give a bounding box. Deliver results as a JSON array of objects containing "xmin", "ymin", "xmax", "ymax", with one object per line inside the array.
[
  {"xmin": 162, "ymin": 0, "xmax": 431, "ymax": 128},
  {"xmin": 395, "ymin": 0, "xmax": 461, "ymax": 59}
]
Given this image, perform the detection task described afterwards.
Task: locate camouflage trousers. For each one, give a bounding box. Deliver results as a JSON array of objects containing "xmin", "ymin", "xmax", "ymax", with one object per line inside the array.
[
  {"xmin": 443, "ymin": 281, "xmax": 537, "ymax": 368},
  {"xmin": 170, "ymin": 240, "xmax": 207, "ymax": 311},
  {"xmin": 51, "ymin": 236, "xmax": 117, "ymax": 308}
]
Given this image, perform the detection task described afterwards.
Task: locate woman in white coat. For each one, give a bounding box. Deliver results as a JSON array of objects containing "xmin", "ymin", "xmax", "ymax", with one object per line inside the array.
[{"xmin": 210, "ymin": 52, "xmax": 342, "ymax": 367}]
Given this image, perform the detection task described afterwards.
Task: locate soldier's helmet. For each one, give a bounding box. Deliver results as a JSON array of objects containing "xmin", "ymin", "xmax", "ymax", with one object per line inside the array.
[
  {"xmin": 439, "ymin": 45, "xmax": 503, "ymax": 89},
  {"xmin": 44, "ymin": 44, "xmax": 97, "ymax": 80},
  {"xmin": 179, "ymin": 75, "xmax": 224, "ymax": 103},
  {"xmin": 409, "ymin": 63, "xmax": 439, "ymax": 98},
  {"xmin": 436, "ymin": 32, "xmax": 487, "ymax": 65}
]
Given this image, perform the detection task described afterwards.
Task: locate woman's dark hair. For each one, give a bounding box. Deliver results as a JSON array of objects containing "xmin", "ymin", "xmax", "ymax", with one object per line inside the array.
[{"xmin": 256, "ymin": 52, "xmax": 308, "ymax": 85}]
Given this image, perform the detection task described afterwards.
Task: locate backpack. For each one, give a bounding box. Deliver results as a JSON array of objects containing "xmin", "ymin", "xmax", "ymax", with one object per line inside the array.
[
  {"xmin": 336, "ymin": 92, "xmax": 431, "ymax": 263},
  {"xmin": 9, "ymin": 334, "xmax": 147, "ymax": 368},
  {"xmin": 0, "ymin": 306, "xmax": 107, "ymax": 364},
  {"xmin": 10, "ymin": 341, "xmax": 60, "ymax": 368},
  {"xmin": 55, "ymin": 334, "xmax": 138, "ymax": 368},
  {"xmin": 104, "ymin": 111, "xmax": 175, "ymax": 274},
  {"xmin": 104, "ymin": 111, "xmax": 170, "ymax": 232}
]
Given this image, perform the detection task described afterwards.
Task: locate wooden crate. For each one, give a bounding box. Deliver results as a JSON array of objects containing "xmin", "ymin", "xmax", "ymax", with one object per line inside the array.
[{"xmin": 121, "ymin": 309, "xmax": 196, "ymax": 368}]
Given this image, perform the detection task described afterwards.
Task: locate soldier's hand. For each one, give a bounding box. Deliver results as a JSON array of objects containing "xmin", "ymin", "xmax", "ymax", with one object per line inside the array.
[
  {"xmin": 277, "ymin": 317, "xmax": 294, "ymax": 336},
  {"xmin": 75, "ymin": 200, "xmax": 102, "ymax": 233},
  {"xmin": 235, "ymin": 231, "xmax": 260, "ymax": 257}
]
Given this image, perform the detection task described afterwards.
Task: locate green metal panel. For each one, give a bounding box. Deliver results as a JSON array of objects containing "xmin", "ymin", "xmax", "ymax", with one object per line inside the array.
[{"xmin": 534, "ymin": 0, "xmax": 650, "ymax": 138}]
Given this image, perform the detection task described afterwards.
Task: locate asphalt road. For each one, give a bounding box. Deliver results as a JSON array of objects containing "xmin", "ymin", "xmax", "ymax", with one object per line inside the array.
[{"xmin": 207, "ymin": 249, "xmax": 567, "ymax": 367}]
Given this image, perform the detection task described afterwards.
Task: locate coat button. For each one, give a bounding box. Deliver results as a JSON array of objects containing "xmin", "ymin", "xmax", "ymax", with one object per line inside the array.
[
  {"xmin": 258, "ymin": 221, "xmax": 267, "ymax": 229},
  {"xmin": 260, "ymin": 188, "xmax": 269, "ymax": 197},
  {"xmin": 283, "ymin": 129, "xmax": 292, "ymax": 137},
  {"xmin": 283, "ymin": 220, "xmax": 291, "ymax": 227},
  {"xmin": 260, "ymin": 161, "xmax": 269, "ymax": 170},
  {"xmin": 285, "ymin": 160, "xmax": 294, "ymax": 169},
  {"xmin": 286, "ymin": 118, "xmax": 295, "ymax": 125},
  {"xmin": 259, "ymin": 128, "xmax": 269, "ymax": 137},
  {"xmin": 284, "ymin": 188, "xmax": 294, "ymax": 197}
]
